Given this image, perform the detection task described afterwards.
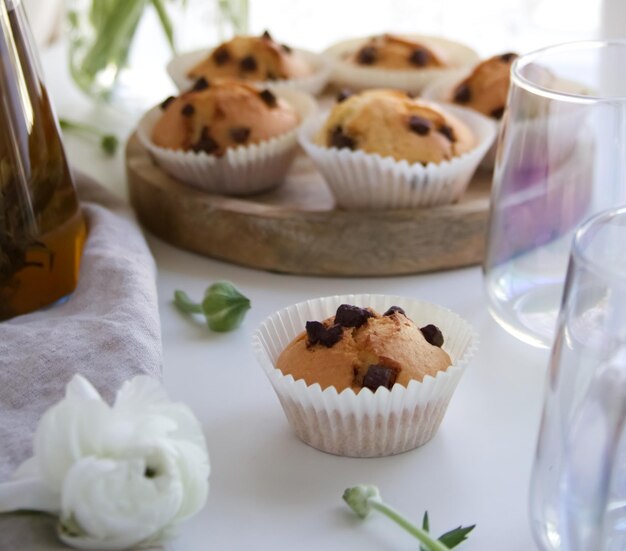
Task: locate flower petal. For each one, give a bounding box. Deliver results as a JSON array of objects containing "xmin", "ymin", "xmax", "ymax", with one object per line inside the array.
[{"xmin": 0, "ymin": 477, "xmax": 59, "ymax": 514}]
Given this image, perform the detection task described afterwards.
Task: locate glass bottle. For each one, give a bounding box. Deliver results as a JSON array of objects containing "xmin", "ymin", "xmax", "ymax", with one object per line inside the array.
[{"xmin": 0, "ymin": 0, "xmax": 86, "ymax": 321}]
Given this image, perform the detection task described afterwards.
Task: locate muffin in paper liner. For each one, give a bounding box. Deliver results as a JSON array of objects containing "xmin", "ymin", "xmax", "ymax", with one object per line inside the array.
[
  {"xmin": 167, "ymin": 48, "xmax": 332, "ymax": 96},
  {"xmin": 298, "ymin": 103, "xmax": 497, "ymax": 210},
  {"xmin": 325, "ymin": 35, "xmax": 478, "ymax": 93},
  {"xmin": 421, "ymin": 69, "xmax": 500, "ymax": 169},
  {"xmin": 136, "ymin": 88, "xmax": 317, "ymax": 195},
  {"xmin": 252, "ymin": 294, "xmax": 478, "ymax": 457}
]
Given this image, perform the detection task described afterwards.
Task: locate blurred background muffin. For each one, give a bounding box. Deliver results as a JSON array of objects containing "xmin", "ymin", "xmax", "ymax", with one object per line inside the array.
[
  {"xmin": 449, "ymin": 52, "xmax": 518, "ymax": 119},
  {"xmin": 152, "ymin": 80, "xmax": 299, "ymax": 155},
  {"xmin": 317, "ymin": 89, "xmax": 475, "ymax": 164},
  {"xmin": 187, "ymin": 30, "xmax": 312, "ymax": 84}
]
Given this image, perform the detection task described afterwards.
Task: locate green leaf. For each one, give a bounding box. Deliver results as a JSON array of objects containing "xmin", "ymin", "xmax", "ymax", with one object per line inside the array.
[
  {"xmin": 173, "ymin": 290, "xmax": 203, "ymax": 314},
  {"xmin": 438, "ymin": 525, "xmax": 476, "ymax": 548},
  {"xmin": 150, "ymin": 0, "xmax": 176, "ymax": 54},
  {"xmin": 202, "ymin": 281, "xmax": 250, "ymax": 331},
  {"xmin": 420, "ymin": 511, "xmax": 430, "ymax": 551},
  {"xmin": 101, "ymin": 135, "xmax": 119, "ymax": 155}
]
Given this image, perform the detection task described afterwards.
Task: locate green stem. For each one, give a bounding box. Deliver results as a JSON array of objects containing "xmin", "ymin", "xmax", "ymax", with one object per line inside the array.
[
  {"xmin": 79, "ymin": 0, "xmax": 146, "ymax": 80},
  {"xmin": 150, "ymin": 0, "xmax": 176, "ymax": 54},
  {"xmin": 369, "ymin": 501, "xmax": 451, "ymax": 551},
  {"xmin": 59, "ymin": 118, "xmax": 107, "ymax": 138}
]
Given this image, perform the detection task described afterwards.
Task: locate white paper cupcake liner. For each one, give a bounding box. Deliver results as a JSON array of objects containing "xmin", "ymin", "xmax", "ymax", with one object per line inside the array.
[
  {"xmin": 298, "ymin": 103, "xmax": 497, "ymax": 210},
  {"xmin": 167, "ymin": 48, "xmax": 332, "ymax": 96},
  {"xmin": 136, "ymin": 88, "xmax": 317, "ymax": 195},
  {"xmin": 325, "ymin": 35, "xmax": 479, "ymax": 93},
  {"xmin": 252, "ymin": 294, "xmax": 478, "ymax": 457}
]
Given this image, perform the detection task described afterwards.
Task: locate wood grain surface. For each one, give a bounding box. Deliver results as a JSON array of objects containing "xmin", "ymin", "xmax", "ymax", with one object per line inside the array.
[{"xmin": 126, "ymin": 134, "xmax": 492, "ymax": 276}]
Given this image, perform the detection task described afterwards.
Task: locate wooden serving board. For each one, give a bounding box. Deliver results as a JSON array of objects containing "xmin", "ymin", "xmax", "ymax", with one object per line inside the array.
[{"xmin": 126, "ymin": 133, "xmax": 491, "ymax": 276}]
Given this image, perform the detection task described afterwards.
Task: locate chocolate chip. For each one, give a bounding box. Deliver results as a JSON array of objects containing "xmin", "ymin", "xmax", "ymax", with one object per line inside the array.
[
  {"xmin": 261, "ymin": 30, "xmax": 272, "ymax": 40},
  {"xmin": 453, "ymin": 83, "xmax": 471, "ymax": 103},
  {"xmin": 409, "ymin": 48, "xmax": 430, "ymax": 67},
  {"xmin": 500, "ymin": 52, "xmax": 517, "ymax": 63},
  {"xmin": 306, "ymin": 321, "xmax": 343, "ymax": 348},
  {"xmin": 336, "ymin": 89, "xmax": 353, "ymax": 103},
  {"xmin": 408, "ymin": 115, "xmax": 432, "ymax": 136},
  {"xmin": 438, "ymin": 124, "xmax": 456, "ymax": 142},
  {"xmin": 420, "ymin": 324, "xmax": 444, "ymax": 347},
  {"xmin": 266, "ymin": 71, "xmax": 278, "ymax": 80},
  {"xmin": 330, "ymin": 126, "xmax": 356, "ymax": 150},
  {"xmin": 240, "ymin": 55, "xmax": 258, "ymax": 72},
  {"xmin": 357, "ymin": 46, "xmax": 377, "ymax": 65},
  {"xmin": 213, "ymin": 47, "xmax": 230, "ymax": 65},
  {"xmin": 362, "ymin": 364, "xmax": 398, "ymax": 391},
  {"xmin": 282, "ymin": 43, "xmax": 292, "ymax": 54},
  {"xmin": 192, "ymin": 126, "xmax": 219, "ymax": 154},
  {"xmin": 259, "ymin": 89, "xmax": 277, "ymax": 108},
  {"xmin": 383, "ymin": 306, "xmax": 406, "ymax": 317},
  {"xmin": 181, "ymin": 103, "xmax": 195, "ymax": 117},
  {"xmin": 490, "ymin": 106, "xmax": 505, "ymax": 119},
  {"xmin": 230, "ymin": 126, "xmax": 250, "ymax": 144},
  {"xmin": 192, "ymin": 77, "xmax": 210, "ymax": 91},
  {"xmin": 334, "ymin": 304, "xmax": 372, "ymax": 328},
  {"xmin": 160, "ymin": 96, "xmax": 175, "ymax": 110}
]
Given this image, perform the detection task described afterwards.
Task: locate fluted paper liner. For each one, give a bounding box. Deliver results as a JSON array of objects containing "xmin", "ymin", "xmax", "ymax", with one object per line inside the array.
[
  {"xmin": 252, "ymin": 294, "xmax": 478, "ymax": 457},
  {"xmin": 325, "ymin": 35, "xmax": 478, "ymax": 93},
  {"xmin": 167, "ymin": 48, "xmax": 332, "ymax": 96},
  {"xmin": 298, "ymin": 103, "xmax": 497, "ymax": 210},
  {"xmin": 136, "ymin": 88, "xmax": 316, "ymax": 195}
]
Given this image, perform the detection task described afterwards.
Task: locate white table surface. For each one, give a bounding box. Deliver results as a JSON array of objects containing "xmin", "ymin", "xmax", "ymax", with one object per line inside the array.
[{"xmin": 41, "ymin": 41, "xmax": 551, "ymax": 551}]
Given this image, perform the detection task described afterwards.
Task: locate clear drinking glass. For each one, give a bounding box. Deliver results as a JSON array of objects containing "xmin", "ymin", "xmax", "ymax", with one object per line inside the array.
[
  {"xmin": 484, "ymin": 41, "xmax": 626, "ymax": 348},
  {"xmin": 530, "ymin": 206, "xmax": 626, "ymax": 550}
]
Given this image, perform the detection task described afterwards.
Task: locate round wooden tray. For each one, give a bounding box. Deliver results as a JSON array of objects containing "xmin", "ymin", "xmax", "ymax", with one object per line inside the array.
[{"xmin": 126, "ymin": 134, "xmax": 491, "ymax": 276}]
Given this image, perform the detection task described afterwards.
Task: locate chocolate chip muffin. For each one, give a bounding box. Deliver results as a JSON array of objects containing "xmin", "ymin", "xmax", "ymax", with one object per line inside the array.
[
  {"xmin": 317, "ymin": 89, "xmax": 474, "ymax": 164},
  {"xmin": 187, "ymin": 30, "xmax": 311, "ymax": 84},
  {"xmin": 349, "ymin": 34, "xmax": 447, "ymax": 70},
  {"xmin": 276, "ymin": 304, "xmax": 451, "ymax": 393},
  {"xmin": 151, "ymin": 81, "xmax": 299, "ymax": 156},
  {"xmin": 451, "ymin": 53, "xmax": 518, "ymax": 119}
]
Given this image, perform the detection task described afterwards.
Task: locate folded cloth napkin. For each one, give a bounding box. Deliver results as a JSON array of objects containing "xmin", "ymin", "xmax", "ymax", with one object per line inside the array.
[{"xmin": 0, "ymin": 174, "xmax": 162, "ymax": 549}]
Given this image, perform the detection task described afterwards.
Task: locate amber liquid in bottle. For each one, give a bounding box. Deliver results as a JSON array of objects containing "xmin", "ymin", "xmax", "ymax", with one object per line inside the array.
[{"xmin": 0, "ymin": 3, "xmax": 86, "ymax": 321}]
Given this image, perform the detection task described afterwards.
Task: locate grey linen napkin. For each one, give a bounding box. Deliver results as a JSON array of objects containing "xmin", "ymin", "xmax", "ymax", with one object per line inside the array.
[{"xmin": 0, "ymin": 174, "xmax": 162, "ymax": 549}]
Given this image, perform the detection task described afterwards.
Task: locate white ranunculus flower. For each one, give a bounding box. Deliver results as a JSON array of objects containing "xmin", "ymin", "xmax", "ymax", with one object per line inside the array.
[{"xmin": 0, "ymin": 374, "xmax": 210, "ymax": 550}]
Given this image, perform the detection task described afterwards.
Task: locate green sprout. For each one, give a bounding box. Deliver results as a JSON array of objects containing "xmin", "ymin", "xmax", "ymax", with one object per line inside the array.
[
  {"xmin": 174, "ymin": 281, "xmax": 251, "ymax": 332},
  {"xmin": 59, "ymin": 118, "xmax": 119, "ymax": 156},
  {"xmin": 343, "ymin": 485, "xmax": 475, "ymax": 551}
]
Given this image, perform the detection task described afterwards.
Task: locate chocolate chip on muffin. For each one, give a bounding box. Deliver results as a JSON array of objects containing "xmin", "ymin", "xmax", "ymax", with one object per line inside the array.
[
  {"xmin": 213, "ymin": 47, "xmax": 231, "ymax": 65},
  {"xmin": 160, "ymin": 95, "xmax": 175, "ymax": 110},
  {"xmin": 453, "ymin": 83, "xmax": 471, "ymax": 103},
  {"xmin": 229, "ymin": 126, "xmax": 251, "ymax": 144},
  {"xmin": 357, "ymin": 46, "xmax": 377, "ymax": 65},
  {"xmin": 420, "ymin": 324, "xmax": 444, "ymax": 347},
  {"xmin": 329, "ymin": 126, "xmax": 356, "ymax": 150},
  {"xmin": 306, "ymin": 321, "xmax": 343, "ymax": 348},
  {"xmin": 383, "ymin": 305, "xmax": 406, "ymax": 317},
  {"xmin": 362, "ymin": 364, "xmax": 399, "ymax": 391},
  {"xmin": 192, "ymin": 77, "xmax": 210, "ymax": 91},
  {"xmin": 240, "ymin": 55, "xmax": 258, "ymax": 72},
  {"xmin": 192, "ymin": 126, "xmax": 219, "ymax": 154},
  {"xmin": 409, "ymin": 48, "xmax": 430, "ymax": 67},
  {"xmin": 259, "ymin": 89, "xmax": 278, "ymax": 108},
  {"xmin": 334, "ymin": 304, "xmax": 372, "ymax": 328},
  {"xmin": 181, "ymin": 103, "xmax": 195, "ymax": 117},
  {"xmin": 408, "ymin": 115, "xmax": 432, "ymax": 135}
]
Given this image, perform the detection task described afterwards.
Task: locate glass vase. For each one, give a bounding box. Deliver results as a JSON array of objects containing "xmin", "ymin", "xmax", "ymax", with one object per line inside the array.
[{"xmin": 0, "ymin": 0, "xmax": 86, "ymax": 321}]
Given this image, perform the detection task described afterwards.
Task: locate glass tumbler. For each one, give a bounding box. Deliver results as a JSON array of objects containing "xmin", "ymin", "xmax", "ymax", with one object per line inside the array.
[
  {"xmin": 530, "ymin": 206, "xmax": 626, "ymax": 550},
  {"xmin": 484, "ymin": 41, "xmax": 626, "ymax": 348}
]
